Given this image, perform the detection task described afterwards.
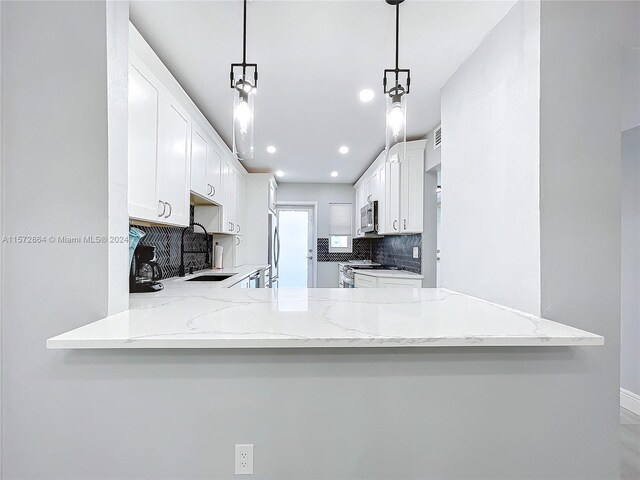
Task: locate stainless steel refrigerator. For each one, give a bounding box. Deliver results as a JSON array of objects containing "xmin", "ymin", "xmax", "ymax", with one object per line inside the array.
[{"xmin": 267, "ymin": 212, "xmax": 280, "ymax": 288}]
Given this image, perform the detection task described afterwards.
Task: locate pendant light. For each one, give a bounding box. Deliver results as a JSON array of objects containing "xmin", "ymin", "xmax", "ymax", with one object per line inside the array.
[
  {"xmin": 383, "ymin": 0, "xmax": 410, "ymax": 157},
  {"xmin": 230, "ymin": 0, "xmax": 258, "ymax": 161}
]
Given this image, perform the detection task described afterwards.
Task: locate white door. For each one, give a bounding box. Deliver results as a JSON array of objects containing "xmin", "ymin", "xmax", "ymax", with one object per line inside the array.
[
  {"xmin": 128, "ymin": 57, "xmax": 160, "ymax": 221},
  {"xmin": 276, "ymin": 206, "xmax": 316, "ymax": 287}
]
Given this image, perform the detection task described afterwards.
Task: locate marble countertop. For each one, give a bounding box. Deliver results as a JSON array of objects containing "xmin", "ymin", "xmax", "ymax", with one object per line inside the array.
[
  {"xmin": 355, "ymin": 269, "xmax": 424, "ymax": 280},
  {"xmin": 47, "ymin": 286, "xmax": 603, "ymax": 349}
]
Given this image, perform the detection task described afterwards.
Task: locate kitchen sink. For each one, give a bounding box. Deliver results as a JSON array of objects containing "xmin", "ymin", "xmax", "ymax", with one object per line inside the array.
[{"xmin": 186, "ymin": 274, "xmax": 235, "ymax": 282}]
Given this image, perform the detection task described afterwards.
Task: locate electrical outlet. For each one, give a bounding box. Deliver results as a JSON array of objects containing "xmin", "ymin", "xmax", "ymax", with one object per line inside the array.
[
  {"xmin": 235, "ymin": 444, "xmax": 253, "ymax": 475},
  {"xmin": 413, "ymin": 246, "xmax": 419, "ymax": 259}
]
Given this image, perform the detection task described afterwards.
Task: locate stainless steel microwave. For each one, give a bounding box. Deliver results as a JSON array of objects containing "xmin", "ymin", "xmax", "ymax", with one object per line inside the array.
[{"xmin": 360, "ymin": 200, "xmax": 378, "ymax": 234}]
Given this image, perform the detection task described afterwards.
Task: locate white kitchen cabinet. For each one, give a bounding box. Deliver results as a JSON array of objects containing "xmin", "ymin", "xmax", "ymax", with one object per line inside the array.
[
  {"xmin": 235, "ymin": 235, "xmax": 246, "ymax": 266},
  {"xmin": 399, "ymin": 144, "xmax": 425, "ymax": 233},
  {"xmin": 235, "ymin": 172, "xmax": 245, "ymax": 235},
  {"xmin": 128, "ymin": 57, "xmax": 160, "ymax": 222},
  {"xmin": 155, "ymin": 93, "xmax": 191, "ymax": 226},
  {"xmin": 376, "ymin": 162, "xmax": 386, "ymax": 234},
  {"xmin": 190, "ymin": 121, "xmax": 222, "ymax": 205},
  {"xmin": 221, "ymin": 160, "xmax": 235, "ymax": 233},
  {"xmin": 128, "ymin": 52, "xmax": 190, "ymax": 227},
  {"xmin": 193, "ymin": 159, "xmax": 244, "ymax": 236},
  {"xmin": 383, "ymin": 157, "xmax": 401, "ymax": 234}
]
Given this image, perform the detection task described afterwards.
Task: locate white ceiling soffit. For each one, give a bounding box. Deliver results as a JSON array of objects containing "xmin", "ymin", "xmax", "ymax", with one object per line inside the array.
[{"xmin": 130, "ymin": 0, "xmax": 516, "ymax": 183}]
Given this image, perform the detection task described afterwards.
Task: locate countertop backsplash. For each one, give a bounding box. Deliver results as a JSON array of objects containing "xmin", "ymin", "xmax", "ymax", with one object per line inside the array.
[
  {"xmin": 317, "ymin": 234, "xmax": 422, "ymax": 274},
  {"xmin": 135, "ymin": 206, "xmax": 210, "ymax": 279}
]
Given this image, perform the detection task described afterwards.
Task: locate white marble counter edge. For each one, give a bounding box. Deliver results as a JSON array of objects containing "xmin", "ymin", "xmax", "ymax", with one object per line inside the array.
[
  {"xmin": 47, "ymin": 335, "xmax": 603, "ymax": 349},
  {"xmin": 46, "ymin": 287, "xmax": 604, "ymax": 349}
]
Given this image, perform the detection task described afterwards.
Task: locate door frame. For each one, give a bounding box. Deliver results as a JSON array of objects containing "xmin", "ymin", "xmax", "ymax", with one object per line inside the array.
[{"xmin": 275, "ymin": 202, "xmax": 318, "ymax": 288}]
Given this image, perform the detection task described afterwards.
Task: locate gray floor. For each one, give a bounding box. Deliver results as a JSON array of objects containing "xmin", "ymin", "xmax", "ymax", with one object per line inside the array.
[{"xmin": 622, "ymin": 407, "xmax": 640, "ymax": 479}]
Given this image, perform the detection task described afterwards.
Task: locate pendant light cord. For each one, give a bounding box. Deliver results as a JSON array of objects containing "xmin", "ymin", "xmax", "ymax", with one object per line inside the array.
[
  {"xmin": 394, "ymin": 2, "xmax": 399, "ymax": 87},
  {"xmin": 242, "ymin": 0, "xmax": 247, "ymax": 75}
]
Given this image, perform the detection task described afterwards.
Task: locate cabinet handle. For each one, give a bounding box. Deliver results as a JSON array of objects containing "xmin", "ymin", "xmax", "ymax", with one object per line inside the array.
[
  {"xmin": 230, "ymin": 222, "xmax": 235, "ymax": 232},
  {"xmin": 164, "ymin": 202, "xmax": 172, "ymax": 218},
  {"xmin": 393, "ymin": 219, "xmax": 398, "ymax": 231},
  {"xmin": 367, "ymin": 194, "xmax": 372, "ymax": 204},
  {"xmin": 211, "ymin": 185, "xmax": 216, "ymax": 196},
  {"xmin": 207, "ymin": 184, "xmax": 212, "ymax": 195},
  {"xmin": 158, "ymin": 201, "xmax": 166, "ymax": 217},
  {"xmin": 236, "ymin": 224, "xmax": 240, "ymax": 233},
  {"xmin": 236, "ymin": 237, "xmax": 240, "ymax": 246},
  {"xmin": 404, "ymin": 219, "xmax": 407, "ymax": 230}
]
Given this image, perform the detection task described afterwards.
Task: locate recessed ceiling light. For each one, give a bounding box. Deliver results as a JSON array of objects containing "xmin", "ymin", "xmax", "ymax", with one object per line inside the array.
[
  {"xmin": 359, "ymin": 89, "xmax": 375, "ymax": 103},
  {"xmin": 331, "ymin": 171, "xmax": 339, "ymax": 178},
  {"xmin": 266, "ymin": 145, "xmax": 277, "ymax": 154},
  {"xmin": 339, "ymin": 146, "xmax": 349, "ymax": 154},
  {"xmin": 275, "ymin": 170, "xmax": 284, "ymax": 178}
]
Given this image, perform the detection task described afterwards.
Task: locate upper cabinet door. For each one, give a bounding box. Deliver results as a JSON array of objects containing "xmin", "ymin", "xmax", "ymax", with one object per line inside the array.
[
  {"xmin": 376, "ymin": 162, "xmax": 386, "ymax": 234},
  {"xmin": 400, "ymin": 147, "xmax": 425, "ymax": 233},
  {"xmin": 235, "ymin": 173, "xmax": 245, "ymax": 235},
  {"xmin": 385, "ymin": 158, "xmax": 401, "ymax": 233},
  {"xmin": 128, "ymin": 56, "xmax": 160, "ymax": 222},
  {"xmin": 190, "ymin": 123, "xmax": 208, "ymax": 199},
  {"xmin": 207, "ymin": 142, "xmax": 222, "ymax": 204},
  {"xmin": 156, "ymin": 91, "xmax": 191, "ymax": 227}
]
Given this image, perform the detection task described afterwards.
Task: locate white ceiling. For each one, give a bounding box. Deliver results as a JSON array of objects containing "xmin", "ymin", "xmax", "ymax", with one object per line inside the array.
[{"xmin": 130, "ymin": 0, "xmax": 516, "ymax": 183}]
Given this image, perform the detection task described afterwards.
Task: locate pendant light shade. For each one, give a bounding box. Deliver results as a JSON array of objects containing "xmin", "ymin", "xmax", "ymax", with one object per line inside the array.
[
  {"xmin": 233, "ymin": 77, "xmax": 255, "ymax": 160},
  {"xmin": 230, "ymin": 0, "xmax": 258, "ymax": 161},
  {"xmin": 383, "ymin": 0, "xmax": 410, "ymax": 157},
  {"xmin": 385, "ymin": 88, "xmax": 406, "ymax": 154}
]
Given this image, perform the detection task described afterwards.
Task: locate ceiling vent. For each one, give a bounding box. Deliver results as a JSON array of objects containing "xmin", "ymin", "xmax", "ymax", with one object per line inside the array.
[{"xmin": 434, "ymin": 125, "xmax": 442, "ymax": 150}]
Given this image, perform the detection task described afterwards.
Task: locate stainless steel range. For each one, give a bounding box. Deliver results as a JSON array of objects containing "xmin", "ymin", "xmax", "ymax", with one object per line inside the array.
[{"xmin": 338, "ymin": 261, "xmax": 383, "ymax": 288}]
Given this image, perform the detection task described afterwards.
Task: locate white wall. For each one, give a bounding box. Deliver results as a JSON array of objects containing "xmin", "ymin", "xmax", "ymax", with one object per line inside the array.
[
  {"xmin": 538, "ymin": 2, "xmax": 639, "ymax": 466},
  {"xmin": 106, "ymin": 1, "xmax": 130, "ymax": 315},
  {"xmin": 277, "ymin": 183, "xmax": 355, "ymax": 287},
  {"xmin": 621, "ymin": 126, "xmax": 640, "ymax": 396},
  {"xmin": 440, "ymin": 0, "xmax": 541, "ymax": 315}
]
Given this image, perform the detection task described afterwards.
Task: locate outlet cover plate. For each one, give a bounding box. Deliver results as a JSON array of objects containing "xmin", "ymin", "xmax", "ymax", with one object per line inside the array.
[
  {"xmin": 413, "ymin": 246, "xmax": 419, "ymax": 259},
  {"xmin": 235, "ymin": 444, "xmax": 253, "ymax": 475}
]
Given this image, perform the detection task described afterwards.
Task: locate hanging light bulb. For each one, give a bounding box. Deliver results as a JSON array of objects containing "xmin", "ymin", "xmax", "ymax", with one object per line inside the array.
[
  {"xmin": 382, "ymin": 0, "xmax": 410, "ymax": 158},
  {"xmin": 230, "ymin": 0, "xmax": 258, "ymax": 161}
]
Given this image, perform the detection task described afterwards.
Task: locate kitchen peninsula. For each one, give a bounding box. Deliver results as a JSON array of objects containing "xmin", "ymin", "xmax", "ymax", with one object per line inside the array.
[{"xmin": 47, "ymin": 284, "xmax": 603, "ymax": 349}]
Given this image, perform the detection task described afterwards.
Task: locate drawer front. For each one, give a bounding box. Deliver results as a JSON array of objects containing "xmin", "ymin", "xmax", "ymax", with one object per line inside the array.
[{"xmin": 377, "ymin": 277, "xmax": 422, "ymax": 288}]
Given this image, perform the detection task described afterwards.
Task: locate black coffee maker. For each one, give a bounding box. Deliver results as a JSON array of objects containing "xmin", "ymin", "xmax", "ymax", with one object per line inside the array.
[{"xmin": 130, "ymin": 245, "xmax": 164, "ymax": 293}]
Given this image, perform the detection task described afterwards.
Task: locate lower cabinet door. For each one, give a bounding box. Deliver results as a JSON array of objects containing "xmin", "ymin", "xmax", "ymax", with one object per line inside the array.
[{"xmin": 354, "ymin": 274, "xmax": 378, "ymax": 288}]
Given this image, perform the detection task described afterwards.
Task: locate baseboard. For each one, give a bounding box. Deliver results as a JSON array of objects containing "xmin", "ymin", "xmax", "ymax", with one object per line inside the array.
[{"xmin": 621, "ymin": 388, "xmax": 640, "ymax": 416}]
